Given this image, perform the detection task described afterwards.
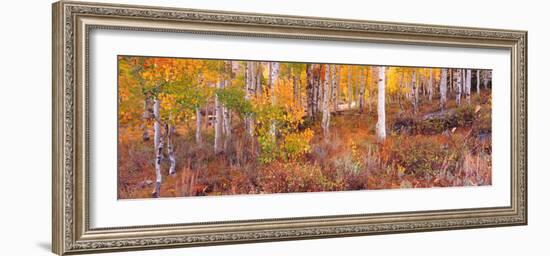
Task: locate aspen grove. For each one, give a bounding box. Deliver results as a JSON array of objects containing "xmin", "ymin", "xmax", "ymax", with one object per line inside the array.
[{"xmin": 118, "ymin": 56, "xmax": 493, "ymax": 199}]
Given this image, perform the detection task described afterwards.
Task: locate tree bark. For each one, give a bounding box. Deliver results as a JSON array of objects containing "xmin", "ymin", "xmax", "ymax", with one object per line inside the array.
[
  {"xmin": 348, "ymin": 67, "xmax": 353, "ymax": 110},
  {"xmin": 318, "ymin": 65, "xmax": 325, "ymax": 113},
  {"xmin": 331, "ymin": 65, "xmax": 340, "ymax": 112},
  {"xmin": 245, "ymin": 62, "xmax": 256, "ymax": 137},
  {"xmin": 204, "ymin": 97, "xmax": 210, "ymax": 131},
  {"xmin": 223, "ymin": 106, "xmax": 231, "ymax": 151},
  {"xmin": 306, "ymin": 64, "xmax": 314, "ymax": 119},
  {"xmin": 312, "ymin": 65, "xmax": 319, "ymax": 115},
  {"xmin": 152, "ymin": 99, "xmax": 163, "ymax": 198},
  {"xmin": 411, "ymin": 71, "xmax": 418, "ymax": 114},
  {"xmin": 166, "ymin": 123, "xmax": 176, "ymax": 176},
  {"xmin": 322, "ymin": 64, "xmax": 331, "ymax": 141},
  {"xmin": 428, "ymin": 69, "xmax": 433, "ymax": 101},
  {"xmin": 455, "ymin": 69, "xmax": 462, "ymax": 105},
  {"xmin": 449, "ymin": 68, "xmax": 454, "ymax": 93},
  {"xmin": 195, "ymin": 107, "xmax": 202, "ymax": 144},
  {"xmin": 476, "ymin": 69, "xmax": 480, "ymax": 94},
  {"xmin": 440, "ymin": 68, "xmax": 447, "ymax": 110},
  {"xmin": 223, "ymin": 63, "xmax": 233, "ymax": 151},
  {"xmin": 214, "ymin": 80, "xmax": 223, "ymax": 154},
  {"xmin": 354, "ymin": 68, "xmax": 360, "ymax": 109},
  {"xmin": 465, "ymin": 69, "xmax": 472, "ymax": 104},
  {"xmin": 268, "ymin": 62, "xmax": 279, "ymax": 141},
  {"xmin": 376, "ymin": 67, "xmax": 386, "ymax": 142}
]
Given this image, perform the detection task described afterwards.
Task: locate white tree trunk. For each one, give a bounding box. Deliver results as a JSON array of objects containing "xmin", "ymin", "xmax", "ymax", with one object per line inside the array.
[
  {"xmin": 411, "ymin": 71, "xmax": 418, "ymax": 114},
  {"xmin": 455, "ymin": 69, "xmax": 462, "ymax": 105},
  {"xmin": 428, "ymin": 69, "xmax": 433, "ymax": 101},
  {"xmin": 306, "ymin": 64, "xmax": 314, "ymax": 118},
  {"xmin": 152, "ymin": 99, "xmax": 163, "ymax": 198},
  {"xmin": 204, "ymin": 97, "xmax": 210, "ymax": 130},
  {"xmin": 331, "ymin": 65, "xmax": 339, "ymax": 113},
  {"xmin": 195, "ymin": 107, "xmax": 202, "ymax": 144},
  {"xmin": 245, "ymin": 62, "xmax": 255, "ymax": 137},
  {"xmin": 223, "ymin": 107, "xmax": 231, "ymax": 150},
  {"xmin": 224, "ymin": 62, "xmax": 233, "ymax": 151},
  {"xmin": 465, "ymin": 69, "xmax": 472, "ymax": 104},
  {"xmin": 322, "ymin": 64, "xmax": 331, "ymax": 141},
  {"xmin": 376, "ymin": 67, "xmax": 386, "ymax": 142},
  {"xmin": 440, "ymin": 68, "xmax": 447, "ymax": 110},
  {"xmin": 476, "ymin": 69, "xmax": 480, "ymax": 94},
  {"xmin": 335, "ymin": 66, "xmax": 341, "ymax": 111},
  {"xmin": 166, "ymin": 124, "xmax": 176, "ymax": 175},
  {"xmin": 214, "ymin": 80, "xmax": 223, "ymax": 154},
  {"xmin": 268, "ymin": 62, "xmax": 279, "ymax": 140},
  {"xmin": 348, "ymin": 67, "xmax": 353, "ymax": 110}
]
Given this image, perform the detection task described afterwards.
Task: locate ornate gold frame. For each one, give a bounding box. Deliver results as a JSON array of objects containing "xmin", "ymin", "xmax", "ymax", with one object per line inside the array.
[{"xmin": 52, "ymin": 1, "xmax": 527, "ymax": 255}]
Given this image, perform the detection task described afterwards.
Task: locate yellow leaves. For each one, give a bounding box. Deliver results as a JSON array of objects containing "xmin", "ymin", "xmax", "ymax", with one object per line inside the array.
[
  {"xmin": 158, "ymin": 93, "xmax": 176, "ymax": 111},
  {"xmin": 274, "ymin": 79, "xmax": 294, "ymax": 107},
  {"xmin": 282, "ymin": 128, "xmax": 314, "ymax": 160}
]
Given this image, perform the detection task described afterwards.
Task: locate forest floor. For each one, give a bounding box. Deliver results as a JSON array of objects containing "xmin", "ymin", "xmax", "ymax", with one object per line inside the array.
[{"xmin": 118, "ymin": 91, "xmax": 492, "ymax": 199}]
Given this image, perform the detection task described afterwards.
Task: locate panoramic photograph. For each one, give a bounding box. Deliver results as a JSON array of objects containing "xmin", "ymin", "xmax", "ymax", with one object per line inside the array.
[{"xmin": 117, "ymin": 56, "xmax": 493, "ymax": 199}]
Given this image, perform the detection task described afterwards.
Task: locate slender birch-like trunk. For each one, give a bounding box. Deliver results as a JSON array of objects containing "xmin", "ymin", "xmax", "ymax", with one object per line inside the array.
[
  {"xmin": 268, "ymin": 62, "xmax": 279, "ymax": 140},
  {"xmin": 223, "ymin": 64, "xmax": 233, "ymax": 151},
  {"xmin": 306, "ymin": 64, "xmax": 314, "ymax": 118},
  {"xmin": 376, "ymin": 67, "xmax": 386, "ymax": 142},
  {"xmin": 152, "ymin": 98, "xmax": 163, "ymax": 198},
  {"xmin": 318, "ymin": 65, "xmax": 325, "ymax": 113},
  {"xmin": 411, "ymin": 71, "xmax": 418, "ymax": 114},
  {"xmin": 476, "ymin": 69, "xmax": 480, "ymax": 95},
  {"xmin": 335, "ymin": 66, "xmax": 341, "ymax": 111},
  {"xmin": 348, "ymin": 67, "xmax": 353, "ymax": 110},
  {"xmin": 449, "ymin": 68, "xmax": 454, "ymax": 93},
  {"xmin": 322, "ymin": 64, "xmax": 331, "ymax": 141},
  {"xmin": 465, "ymin": 69, "xmax": 472, "ymax": 104},
  {"xmin": 354, "ymin": 69, "xmax": 360, "ymax": 109},
  {"xmin": 331, "ymin": 65, "xmax": 339, "ymax": 113},
  {"xmin": 455, "ymin": 69, "xmax": 462, "ymax": 105},
  {"xmin": 245, "ymin": 62, "xmax": 255, "ymax": 136},
  {"xmin": 440, "ymin": 68, "xmax": 447, "ymax": 110},
  {"xmin": 166, "ymin": 123, "xmax": 176, "ymax": 175},
  {"xmin": 204, "ymin": 97, "xmax": 210, "ymax": 131},
  {"xmin": 214, "ymin": 80, "xmax": 223, "ymax": 154},
  {"xmin": 223, "ymin": 106, "xmax": 231, "ymax": 151},
  {"xmin": 312, "ymin": 65, "xmax": 319, "ymax": 115},
  {"xmin": 195, "ymin": 107, "xmax": 202, "ymax": 144},
  {"xmin": 428, "ymin": 69, "xmax": 433, "ymax": 101}
]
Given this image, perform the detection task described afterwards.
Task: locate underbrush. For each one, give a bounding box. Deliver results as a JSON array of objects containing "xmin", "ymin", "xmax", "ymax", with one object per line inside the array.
[{"xmin": 118, "ymin": 94, "xmax": 492, "ymax": 199}]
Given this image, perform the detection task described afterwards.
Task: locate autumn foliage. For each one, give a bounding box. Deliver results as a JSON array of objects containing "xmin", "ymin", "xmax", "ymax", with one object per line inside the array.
[{"xmin": 117, "ymin": 56, "xmax": 492, "ymax": 199}]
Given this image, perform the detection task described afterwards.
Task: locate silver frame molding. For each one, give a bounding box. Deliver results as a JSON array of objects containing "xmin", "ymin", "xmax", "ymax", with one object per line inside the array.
[{"xmin": 52, "ymin": 1, "xmax": 527, "ymax": 255}]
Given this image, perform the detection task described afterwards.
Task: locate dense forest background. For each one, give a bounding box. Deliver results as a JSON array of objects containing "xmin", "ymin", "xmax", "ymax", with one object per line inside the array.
[{"xmin": 117, "ymin": 56, "xmax": 492, "ymax": 199}]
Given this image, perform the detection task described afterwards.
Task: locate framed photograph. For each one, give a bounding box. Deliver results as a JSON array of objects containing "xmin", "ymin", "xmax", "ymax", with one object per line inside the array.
[{"xmin": 52, "ymin": 1, "xmax": 527, "ymax": 255}]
